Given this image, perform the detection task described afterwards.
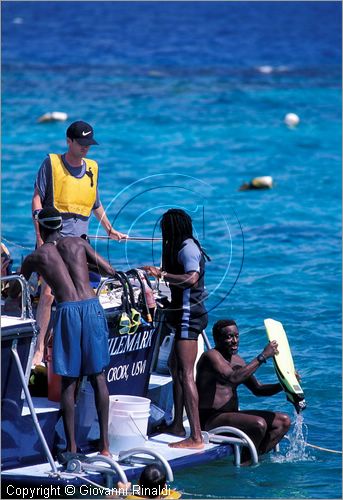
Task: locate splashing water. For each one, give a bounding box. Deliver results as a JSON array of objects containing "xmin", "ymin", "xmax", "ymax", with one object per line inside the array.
[
  {"xmin": 285, "ymin": 411, "xmax": 310, "ymax": 461},
  {"xmin": 271, "ymin": 411, "xmax": 314, "ymax": 463}
]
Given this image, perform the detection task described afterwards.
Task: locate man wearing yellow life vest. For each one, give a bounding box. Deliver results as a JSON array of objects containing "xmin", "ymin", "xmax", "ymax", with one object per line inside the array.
[{"xmin": 31, "ymin": 121, "xmax": 127, "ymax": 366}]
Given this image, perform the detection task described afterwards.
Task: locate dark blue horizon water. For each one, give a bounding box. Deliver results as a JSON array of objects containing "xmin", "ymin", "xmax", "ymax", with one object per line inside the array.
[{"xmin": 2, "ymin": 2, "xmax": 342, "ymax": 498}]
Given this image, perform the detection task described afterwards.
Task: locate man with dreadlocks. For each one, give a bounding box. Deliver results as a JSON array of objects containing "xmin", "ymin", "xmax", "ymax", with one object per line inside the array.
[
  {"xmin": 10, "ymin": 207, "xmax": 116, "ymax": 456},
  {"xmin": 144, "ymin": 208, "xmax": 210, "ymax": 449}
]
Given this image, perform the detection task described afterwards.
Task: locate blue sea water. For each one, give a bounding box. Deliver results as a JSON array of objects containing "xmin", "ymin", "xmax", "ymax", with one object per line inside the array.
[{"xmin": 1, "ymin": 1, "xmax": 342, "ymax": 498}]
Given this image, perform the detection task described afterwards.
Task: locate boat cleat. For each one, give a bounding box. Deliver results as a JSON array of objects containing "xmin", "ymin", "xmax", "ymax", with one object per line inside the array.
[
  {"xmin": 66, "ymin": 459, "xmax": 83, "ymax": 473},
  {"xmin": 201, "ymin": 431, "xmax": 210, "ymax": 444}
]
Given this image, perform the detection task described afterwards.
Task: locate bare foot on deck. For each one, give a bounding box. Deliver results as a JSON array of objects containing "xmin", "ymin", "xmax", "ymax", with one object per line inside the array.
[
  {"xmin": 154, "ymin": 422, "xmax": 186, "ymax": 437},
  {"xmin": 99, "ymin": 449, "xmax": 112, "ymax": 457},
  {"xmin": 168, "ymin": 437, "xmax": 204, "ymax": 449}
]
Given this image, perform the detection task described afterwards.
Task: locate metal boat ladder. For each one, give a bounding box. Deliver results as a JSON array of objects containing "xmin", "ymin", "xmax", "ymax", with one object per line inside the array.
[
  {"xmin": 118, "ymin": 448, "xmax": 174, "ymax": 481},
  {"xmin": 202, "ymin": 426, "xmax": 259, "ymax": 466}
]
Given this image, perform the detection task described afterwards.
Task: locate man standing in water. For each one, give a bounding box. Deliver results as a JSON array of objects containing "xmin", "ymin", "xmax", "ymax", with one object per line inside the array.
[
  {"xmin": 31, "ymin": 121, "xmax": 127, "ymax": 366},
  {"xmin": 144, "ymin": 209, "xmax": 209, "ymax": 449},
  {"xmin": 196, "ymin": 319, "xmax": 291, "ymax": 463},
  {"xmin": 12, "ymin": 207, "xmax": 115, "ymax": 456}
]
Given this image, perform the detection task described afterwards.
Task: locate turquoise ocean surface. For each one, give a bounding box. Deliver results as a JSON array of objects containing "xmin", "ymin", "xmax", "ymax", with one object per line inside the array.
[{"xmin": 2, "ymin": 2, "xmax": 342, "ymax": 498}]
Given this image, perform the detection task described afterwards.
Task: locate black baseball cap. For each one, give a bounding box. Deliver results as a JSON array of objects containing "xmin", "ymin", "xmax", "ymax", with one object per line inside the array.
[{"xmin": 66, "ymin": 121, "xmax": 98, "ymax": 146}]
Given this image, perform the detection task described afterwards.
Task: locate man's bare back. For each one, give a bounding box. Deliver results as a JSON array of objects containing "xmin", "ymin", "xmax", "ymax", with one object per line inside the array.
[
  {"xmin": 21, "ymin": 236, "xmax": 115, "ymax": 303},
  {"xmin": 11, "ymin": 207, "xmax": 117, "ymax": 457}
]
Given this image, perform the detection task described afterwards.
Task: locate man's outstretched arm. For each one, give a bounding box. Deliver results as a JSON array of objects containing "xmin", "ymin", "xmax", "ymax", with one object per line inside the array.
[
  {"xmin": 143, "ymin": 266, "xmax": 200, "ymax": 288},
  {"xmin": 83, "ymin": 239, "xmax": 116, "ymax": 277},
  {"xmin": 93, "ymin": 205, "xmax": 128, "ymax": 241},
  {"xmin": 207, "ymin": 341, "xmax": 279, "ymax": 386},
  {"xmin": 244, "ymin": 376, "xmax": 283, "ymax": 396}
]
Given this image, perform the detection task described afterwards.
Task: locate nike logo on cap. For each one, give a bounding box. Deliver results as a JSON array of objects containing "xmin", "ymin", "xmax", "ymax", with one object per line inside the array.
[{"xmin": 82, "ymin": 130, "xmax": 92, "ymax": 136}]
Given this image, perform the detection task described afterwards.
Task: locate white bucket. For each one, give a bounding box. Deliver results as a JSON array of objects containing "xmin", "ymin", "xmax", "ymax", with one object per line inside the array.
[
  {"xmin": 156, "ymin": 334, "xmax": 174, "ymax": 374},
  {"xmin": 108, "ymin": 395, "xmax": 151, "ymax": 452}
]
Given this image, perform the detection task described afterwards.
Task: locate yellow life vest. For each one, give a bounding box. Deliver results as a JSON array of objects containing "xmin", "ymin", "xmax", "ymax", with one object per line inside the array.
[
  {"xmin": 50, "ymin": 153, "xmax": 98, "ymax": 217},
  {"xmin": 126, "ymin": 490, "xmax": 181, "ymax": 500}
]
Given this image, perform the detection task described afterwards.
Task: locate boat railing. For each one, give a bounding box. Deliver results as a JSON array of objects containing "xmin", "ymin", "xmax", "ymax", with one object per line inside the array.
[
  {"xmin": 95, "ymin": 276, "xmax": 117, "ymax": 297},
  {"xmin": 1, "ymin": 273, "xmax": 30, "ymax": 320},
  {"xmin": 1, "ymin": 274, "xmax": 58, "ymax": 472},
  {"xmin": 64, "ymin": 455, "xmax": 128, "ymax": 488},
  {"xmin": 96, "ymin": 275, "xmax": 143, "ymax": 312},
  {"xmin": 1, "ymin": 274, "xmax": 38, "ymax": 397},
  {"xmin": 118, "ymin": 448, "xmax": 174, "ymax": 481},
  {"xmin": 201, "ymin": 330, "xmax": 212, "ymax": 350},
  {"xmin": 203, "ymin": 426, "xmax": 259, "ymax": 466},
  {"xmin": 11, "ymin": 340, "xmax": 58, "ymax": 473}
]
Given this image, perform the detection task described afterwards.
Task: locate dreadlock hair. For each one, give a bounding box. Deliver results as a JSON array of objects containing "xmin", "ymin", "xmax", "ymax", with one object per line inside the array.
[
  {"xmin": 212, "ymin": 319, "xmax": 237, "ymax": 344},
  {"xmin": 161, "ymin": 208, "xmax": 210, "ymax": 272}
]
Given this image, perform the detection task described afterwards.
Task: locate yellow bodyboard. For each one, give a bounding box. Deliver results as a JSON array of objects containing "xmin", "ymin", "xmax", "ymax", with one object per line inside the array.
[{"xmin": 264, "ymin": 318, "xmax": 306, "ymax": 413}]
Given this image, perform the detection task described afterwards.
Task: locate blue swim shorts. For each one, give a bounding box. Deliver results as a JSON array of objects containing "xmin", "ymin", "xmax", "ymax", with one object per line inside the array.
[
  {"xmin": 52, "ymin": 297, "xmax": 110, "ymax": 377},
  {"xmin": 169, "ymin": 312, "xmax": 208, "ymax": 341}
]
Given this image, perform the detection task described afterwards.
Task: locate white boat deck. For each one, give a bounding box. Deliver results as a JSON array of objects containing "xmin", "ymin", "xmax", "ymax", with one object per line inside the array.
[
  {"xmin": 22, "ymin": 397, "xmax": 60, "ymax": 416},
  {"xmin": 3, "ymin": 429, "xmax": 225, "ymax": 479},
  {"xmin": 1, "ymin": 315, "xmax": 35, "ymax": 328},
  {"xmin": 21, "ymin": 374, "xmax": 171, "ymax": 416},
  {"xmin": 148, "ymin": 373, "xmax": 172, "ymax": 388}
]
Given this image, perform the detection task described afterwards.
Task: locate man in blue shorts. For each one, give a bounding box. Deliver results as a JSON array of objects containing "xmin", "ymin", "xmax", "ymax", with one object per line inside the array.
[
  {"xmin": 12, "ymin": 207, "xmax": 116, "ymax": 456},
  {"xmin": 144, "ymin": 209, "xmax": 210, "ymax": 449},
  {"xmin": 31, "ymin": 121, "xmax": 127, "ymax": 366}
]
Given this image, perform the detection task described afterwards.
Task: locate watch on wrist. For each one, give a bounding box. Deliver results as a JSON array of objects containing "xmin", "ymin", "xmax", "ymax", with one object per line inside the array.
[{"xmin": 257, "ymin": 353, "xmax": 267, "ymax": 364}]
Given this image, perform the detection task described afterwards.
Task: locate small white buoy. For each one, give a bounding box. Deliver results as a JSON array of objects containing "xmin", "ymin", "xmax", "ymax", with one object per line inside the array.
[
  {"xmin": 284, "ymin": 113, "xmax": 300, "ymax": 127},
  {"xmin": 251, "ymin": 176, "xmax": 273, "ymax": 189},
  {"xmin": 258, "ymin": 65, "xmax": 274, "ymax": 74},
  {"xmin": 239, "ymin": 176, "xmax": 274, "ymax": 191},
  {"xmin": 13, "ymin": 17, "xmax": 24, "ymax": 24},
  {"xmin": 37, "ymin": 112, "xmax": 68, "ymax": 123},
  {"xmin": 148, "ymin": 70, "xmax": 165, "ymax": 77}
]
